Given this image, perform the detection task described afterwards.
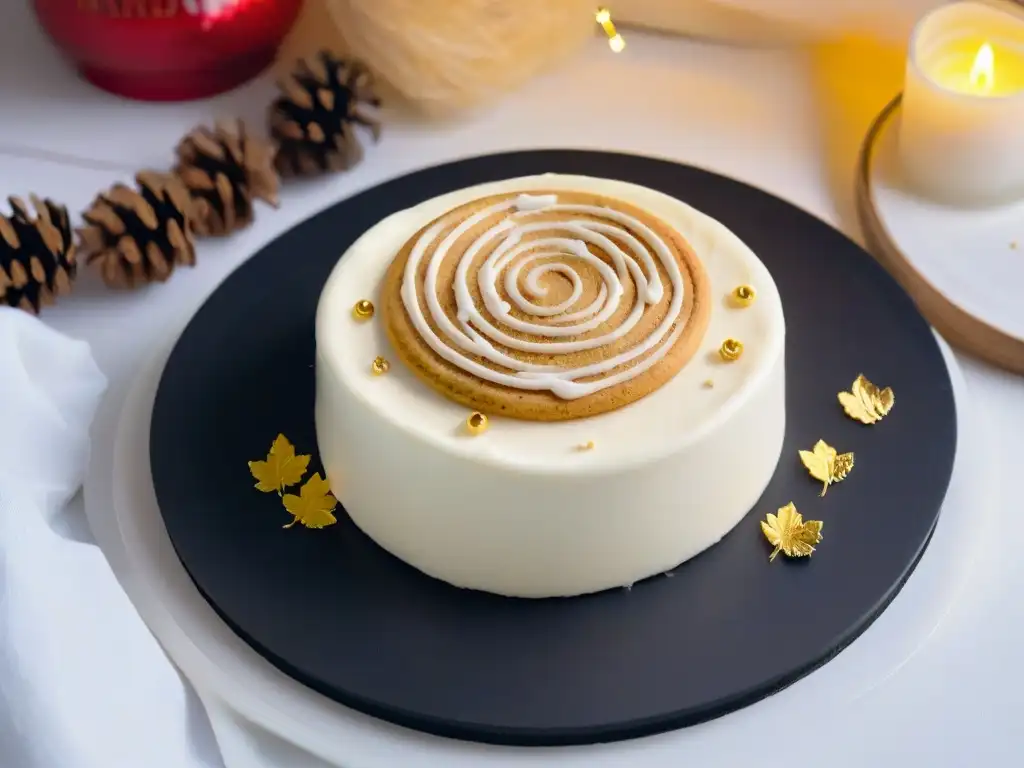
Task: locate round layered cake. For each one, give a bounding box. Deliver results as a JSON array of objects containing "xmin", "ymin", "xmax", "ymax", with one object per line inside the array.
[{"xmin": 315, "ymin": 174, "xmax": 786, "ymax": 598}]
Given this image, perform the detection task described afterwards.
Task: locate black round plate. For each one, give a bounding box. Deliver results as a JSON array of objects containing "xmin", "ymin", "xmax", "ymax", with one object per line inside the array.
[{"xmin": 150, "ymin": 151, "xmax": 956, "ymax": 747}]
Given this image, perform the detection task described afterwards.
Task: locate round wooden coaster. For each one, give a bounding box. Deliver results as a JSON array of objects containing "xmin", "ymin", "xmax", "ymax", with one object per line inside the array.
[{"xmin": 855, "ymin": 94, "xmax": 1024, "ymax": 374}]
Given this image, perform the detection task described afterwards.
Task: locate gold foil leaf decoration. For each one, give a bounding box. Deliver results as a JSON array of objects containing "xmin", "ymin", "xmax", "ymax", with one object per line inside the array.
[
  {"xmin": 248, "ymin": 433, "xmax": 311, "ymax": 494},
  {"xmin": 799, "ymin": 439, "xmax": 854, "ymax": 496},
  {"xmin": 371, "ymin": 356, "xmax": 390, "ymax": 375},
  {"xmin": 761, "ymin": 502, "xmax": 823, "ymax": 562},
  {"xmin": 838, "ymin": 374, "xmax": 894, "ymax": 425},
  {"xmin": 282, "ymin": 472, "xmax": 338, "ymax": 529}
]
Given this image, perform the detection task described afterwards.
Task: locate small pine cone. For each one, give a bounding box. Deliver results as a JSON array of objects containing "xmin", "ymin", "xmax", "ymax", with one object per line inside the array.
[
  {"xmin": 269, "ymin": 51, "xmax": 381, "ymax": 177},
  {"xmin": 174, "ymin": 119, "xmax": 280, "ymax": 237},
  {"xmin": 0, "ymin": 195, "xmax": 76, "ymax": 314},
  {"xmin": 78, "ymin": 172, "xmax": 197, "ymax": 290}
]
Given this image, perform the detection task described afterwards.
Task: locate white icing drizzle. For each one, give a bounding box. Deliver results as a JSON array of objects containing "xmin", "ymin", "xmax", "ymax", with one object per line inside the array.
[{"xmin": 399, "ymin": 194, "xmax": 689, "ymax": 399}]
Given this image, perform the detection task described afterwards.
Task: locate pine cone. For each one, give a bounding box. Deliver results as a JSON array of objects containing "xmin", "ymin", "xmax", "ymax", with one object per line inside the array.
[
  {"xmin": 78, "ymin": 172, "xmax": 197, "ymax": 290},
  {"xmin": 0, "ymin": 195, "xmax": 76, "ymax": 314},
  {"xmin": 269, "ymin": 51, "xmax": 381, "ymax": 177},
  {"xmin": 174, "ymin": 119, "xmax": 280, "ymax": 237}
]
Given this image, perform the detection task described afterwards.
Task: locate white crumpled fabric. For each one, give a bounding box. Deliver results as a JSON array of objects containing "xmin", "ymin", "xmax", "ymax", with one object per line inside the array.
[{"xmin": 0, "ymin": 307, "xmax": 222, "ymax": 768}]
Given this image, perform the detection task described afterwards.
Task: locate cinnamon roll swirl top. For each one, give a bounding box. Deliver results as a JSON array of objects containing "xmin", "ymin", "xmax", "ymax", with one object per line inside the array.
[{"xmin": 380, "ymin": 190, "xmax": 711, "ymax": 421}]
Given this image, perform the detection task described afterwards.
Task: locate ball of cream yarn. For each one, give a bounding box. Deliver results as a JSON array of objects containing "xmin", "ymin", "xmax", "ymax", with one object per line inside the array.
[{"xmin": 325, "ymin": 0, "xmax": 597, "ymax": 115}]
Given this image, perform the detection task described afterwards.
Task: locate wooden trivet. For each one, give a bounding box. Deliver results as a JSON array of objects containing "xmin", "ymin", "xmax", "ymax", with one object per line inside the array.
[{"xmin": 855, "ymin": 94, "xmax": 1024, "ymax": 375}]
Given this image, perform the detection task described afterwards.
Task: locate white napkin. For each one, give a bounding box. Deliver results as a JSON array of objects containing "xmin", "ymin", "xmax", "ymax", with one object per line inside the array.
[{"xmin": 0, "ymin": 307, "xmax": 222, "ymax": 768}]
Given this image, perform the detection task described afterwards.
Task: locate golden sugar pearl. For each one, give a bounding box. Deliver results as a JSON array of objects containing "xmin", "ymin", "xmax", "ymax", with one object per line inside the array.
[
  {"xmin": 466, "ymin": 411, "xmax": 489, "ymax": 436},
  {"xmin": 352, "ymin": 299, "xmax": 375, "ymax": 321},
  {"xmin": 731, "ymin": 285, "xmax": 756, "ymax": 307},
  {"xmin": 702, "ymin": 379, "xmax": 715, "ymax": 389},
  {"xmin": 371, "ymin": 356, "xmax": 390, "ymax": 375},
  {"xmin": 576, "ymin": 440, "xmax": 595, "ymax": 451},
  {"xmin": 719, "ymin": 338, "xmax": 743, "ymax": 362}
]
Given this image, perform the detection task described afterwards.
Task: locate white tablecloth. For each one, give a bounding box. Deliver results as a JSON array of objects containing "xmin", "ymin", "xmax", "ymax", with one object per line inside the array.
[{"xmin": 1, "ymin": 3, "xmax": 1021, "ymax": 765}]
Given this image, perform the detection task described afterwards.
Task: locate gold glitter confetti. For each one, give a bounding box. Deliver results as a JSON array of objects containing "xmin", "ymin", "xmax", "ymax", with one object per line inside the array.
[
  {"xmin": 838, "ymin": 374, "xmax": 894, "ymax": 425},
  {"xmin": 465, "ymin": 411, "xmax": 489, "ymax": 435},
  {"xmin": 761, "ymin": 502, "xmax": 823, "ymax": 562},
  {"xmin": 352, "ymin": 299, "xmax": 375, "ymax": 320},
  {"xmin": 731, "ymin": 285, "xmax": 756, "ymax": 307},
  {"xmin": 799, "ymin": 439, "xmax": 854, "ymax": 496},
  {"xmin": 719, "ymin": 338, "xmax": 743, "ymax": 362},
  {"xmin": 371, "ymin": 356, "xmax": 390, "ymax": 375}
]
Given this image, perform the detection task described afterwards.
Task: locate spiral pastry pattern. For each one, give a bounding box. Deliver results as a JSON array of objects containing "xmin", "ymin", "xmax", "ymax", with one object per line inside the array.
[{"xmin": 382, "ymin": 190, "xmax": 710, "ymax": 421}]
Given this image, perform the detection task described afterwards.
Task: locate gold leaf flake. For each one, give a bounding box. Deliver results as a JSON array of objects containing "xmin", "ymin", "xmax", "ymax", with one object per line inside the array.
[
  {"xmin": 282, "ymin": 472, "xmax": 338, "ymax": 529},
  {"xmin": 761, "ymin": 502, "xmax": 823, "ymax": 562},
  {"xmin": 798, "ymin": 439, "xmax": 854, "ymax": 496},
  {"xmin": 838, "ymin": 374, "xmax": 894, "ymax": 425},
  {"xmin": 248, "ymin": 434, "xmax": 311, "ymax": 494}
]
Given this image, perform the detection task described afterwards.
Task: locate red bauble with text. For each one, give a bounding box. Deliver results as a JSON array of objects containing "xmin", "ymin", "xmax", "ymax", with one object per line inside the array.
[{"xmin": 32, "ymin": 0, "xmax": 304, "ymax": 102}]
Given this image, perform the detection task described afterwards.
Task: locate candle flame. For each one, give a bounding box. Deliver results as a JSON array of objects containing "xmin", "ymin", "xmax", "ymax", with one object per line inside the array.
[
  {"xmin": 969, "ymin": 42, "xmax": 995, "ymax": 93},
  {"xmin": 596, "ymin": 7, "xmax": 625, "ymax": 52}
]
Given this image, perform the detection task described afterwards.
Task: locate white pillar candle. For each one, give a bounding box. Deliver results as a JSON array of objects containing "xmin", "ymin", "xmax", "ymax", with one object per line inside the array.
[{"xmin": 898, "ymin": 1, "xmax": 1024, "ymax": 207}]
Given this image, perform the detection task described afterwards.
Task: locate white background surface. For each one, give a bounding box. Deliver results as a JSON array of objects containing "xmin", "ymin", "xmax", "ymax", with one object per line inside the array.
[{"xmin": 2, "ymin": 2, "xmax": 1023, "ymax": 765}]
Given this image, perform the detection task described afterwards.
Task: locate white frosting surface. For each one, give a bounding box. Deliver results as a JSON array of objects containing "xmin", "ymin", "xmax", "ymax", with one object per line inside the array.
[
  {"xmin": 318, "ymin": 175, "xmax": 783, "ymax": 471},
  {"xmin": 315, "ymin": 174, "xmax": 786, "ymax": 597}
]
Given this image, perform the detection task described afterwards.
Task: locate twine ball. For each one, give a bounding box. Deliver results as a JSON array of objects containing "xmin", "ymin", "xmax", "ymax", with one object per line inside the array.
[{"xmin": 325, "ymin": 0, "xmax": 597, "ymax": 115}]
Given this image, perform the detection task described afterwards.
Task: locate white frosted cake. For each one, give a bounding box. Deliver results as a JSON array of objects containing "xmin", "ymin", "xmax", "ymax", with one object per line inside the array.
[{"xmin": 315, "ymin": 174, "xmax": 785, "ymax": 598}]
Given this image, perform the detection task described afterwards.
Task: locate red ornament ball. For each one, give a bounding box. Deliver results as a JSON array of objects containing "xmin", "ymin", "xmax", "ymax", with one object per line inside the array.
[{"xmin": 32, "ymin": 0, "xmax": 304, "ymax": 102}]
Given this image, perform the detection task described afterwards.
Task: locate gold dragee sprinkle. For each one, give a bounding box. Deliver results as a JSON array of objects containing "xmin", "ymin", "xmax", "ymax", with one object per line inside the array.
[
  {"xmin": 576, "ymin": 440, "xmax": 595, "ymax": 451},
  {"xmin": 466, "ymin": 412, "xmax": 489, "ymax": 436},
  {"xmin": 352, "ymin": 299, "xmax": 375, "ymax": 320},
  {"xmin": 371, "ymin": 356, "xmax": 390, "ymax": 375},
  {"xmin": 719, "ymin": 338, "xmax": 743, "ymax": 362},
  {"xmin": 732, "ymin": 285, "xmax": 756, "ymax": 307},
  {"xmin": 702, "ymin": 379, "xmax": 714, "ymax": 389}
]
